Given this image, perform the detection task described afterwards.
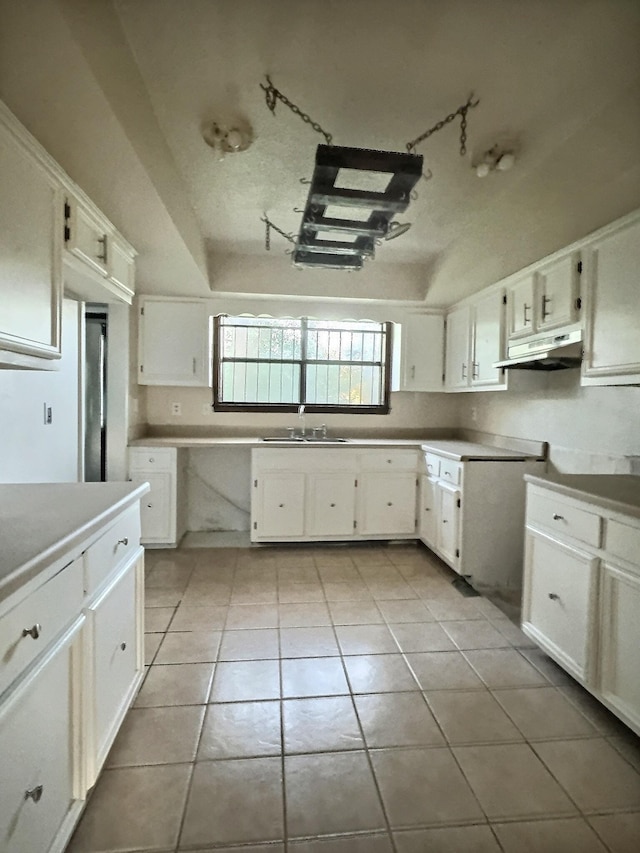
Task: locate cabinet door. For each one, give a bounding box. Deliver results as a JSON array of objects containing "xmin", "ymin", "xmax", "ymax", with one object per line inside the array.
[
  {"xmin": 436, "ymin": 481, "xmax": 460, "ymax": 567},
  {"xmin": 419, "ymin": 475, "xmax": 437, "ymax": 547},
  {"xmin": 471, "ymin": 290, "xmax": 506, "ymax": 387},
  {"xmin": 358, "ymin": 472, "xmax": 417, "ymax": 536},
  {"xmin": 307, "ymin": 473, "xmax": 356, "ymax": 537},
  {"xmin": 507, "ymin": 273, "xmax": 535, "ymax": 339},
  {"xmin": 400, "ymin": 314, "xmax": 444, "ymax": 391},
  {"xmin": 599, "ymin": 562, "xmax": 640, "ymax": 733},
  {"xmin": 66, "ymin": 197, "xmax": 109, "ymax": 277},
  {"xmin": 138, "ymin": 299, "xmax": 211, "ymax": 386},
  {"xmin": 88, "ymin": 557, "xmax": 143, "ymax": 778},
  {"xmin": 254, "ymin": 472, "xmax": 306, "ymax": 539},
  {"xmin": 0, "ymin": 622, "xmax": 81, "ymax": 853},
  {"xmin": 522, "ymin": 532, "xmax": 597, "ymax": 682},
  {"xmin": 582, "ymin": 216, "xmax": 640, "ymax": 383},
  {"xmin": 130, "ymin": 472, "xmax": 173, "ymax": 544},
  {"xmin": 536, "ymin": 252, "xmax": 580, "ymax": 333},
  {"xmin": 0, "ymin": 105, "xmax": 62, "ymax": 366},
  {"xmin": 107, "ymin": 235, "xmax": 135, "ymax": 299},
  {"xmin": 444, "ymin": 305, "xmax": 471, "ymax": 390}
]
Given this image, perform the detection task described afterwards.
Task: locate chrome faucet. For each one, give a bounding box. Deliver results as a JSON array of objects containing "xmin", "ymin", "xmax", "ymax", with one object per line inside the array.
[{"xmin": 297, "ymin": 404, "xmax": 306, "ymax": 436}]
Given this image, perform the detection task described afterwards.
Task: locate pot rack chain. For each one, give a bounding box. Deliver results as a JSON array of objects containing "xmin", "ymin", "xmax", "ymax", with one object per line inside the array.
[
  {"xmin": 261, "ymin": 214, "xmax": 295, "ymax": 251},
  {"xmin": 406, "ymin": 94, "xmax": 479, "ymax": 155},
  {"xmin": 260, "ymin": 75, "xmax": 333, "ymax": 145}
]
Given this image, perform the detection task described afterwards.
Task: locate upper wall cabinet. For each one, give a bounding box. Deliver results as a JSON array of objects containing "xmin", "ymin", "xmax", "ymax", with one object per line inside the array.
[
  {"xmin": 581, "ymin": 212, "xmax": 640, "ymax": 386},
  {"xmin": 445, "ymin": 290, "xmax": 507, "ymax": 392},
  {"xmin": 63, "ymin": 194, "xmax": 136, "ymax": 305},
  {"xmin": 0, "ymin": 101, "xmax": 63, "ymax": 369},
  {"xmin": 506, "ymin": 251, "xmax": 581, "ymax": 342},
  {"xmin": 138, "ymin": 297, "xmax": 212, "ymax": 386},
  {"xmin": 398, "ymin": 313, "xmax": 444, "ymax": 392}
]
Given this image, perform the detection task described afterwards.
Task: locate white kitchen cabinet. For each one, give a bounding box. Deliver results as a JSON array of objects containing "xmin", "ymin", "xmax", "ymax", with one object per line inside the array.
[
  {"xmin": 521, "ymin": 477, "xmax": 640, "ymax": 735},
  {"xmin": 0, "ymin": 100, "xmax": 62, "ymax": 369},
  {"xmin": 251, "ymin": 448, "xmax": 417, "ymax": 543},
  {"xmin": 138, "ymin": 297, "xmax": 211, "ymax": 386},
  {"xmin": 86, "ymin": 556, "xmax": 143, "ymax": 780},
  {"xmin": 419, "ymin": 475, "xmax": 437, "ymax": 546},
  {"xmin": 419, "ymin": 447, "xmax": 545, "ymax": 591},
  {"xmin": 470, "ymin": 290, "xmax": 506, "ymax": 387},
  {"xmin": 444, "ymin": 305, "xmax": 471, "ymax": 390},
  {"xmin": 599, "ymin": 561, "xmax": 640, "ymax": 732},
  {"xmin": 398, "ymin": 313, "xmax": 444, "ymax": 391},
  {"xmin": 63, "ymin": 194, "xmax": 136, "ymax": 306},
  {"xmin": 506, "ymin": 252, "xmax": 581, "ymax": 342},
  {"xmin": 254, "ymin": 471, "xmax": 306, "ymax": 539},
  {"xmin": 581, "ymin": 211, "xmax": 640, "ymax": 385},
  {"xmin": 0, "ymin": 620, "xmax": 83, "ymax": 853},
  {"xmin": 0, "ymin": 484, "xmax": 145, "ymax": 853},
  {"xmin": 128, "ymin": 447, "xmax": 186, "ymax": 547},
  {"xmin": 522, "ymin": 531, "xmax": 597, "ymax": 681},
  {"xmin": 444, "ymin": 293, "xmax": 507, "ymax": 392},
  {"xmin": 306, "ymin": 472, "xmax": 357, "ymax": 538},
  {"xmin": 358, "ymin": 472, "xmax": 417, "ymax": 537}
]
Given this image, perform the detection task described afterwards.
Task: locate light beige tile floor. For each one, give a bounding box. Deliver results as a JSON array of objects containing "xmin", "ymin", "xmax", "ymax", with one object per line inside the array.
[{"xmin": 67, "ymin": 543, "xmax": 640, "ymax": 852}]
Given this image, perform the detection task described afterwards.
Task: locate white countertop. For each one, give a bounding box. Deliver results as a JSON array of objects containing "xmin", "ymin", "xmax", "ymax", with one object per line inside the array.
[
  {"xmin": 420, "ymin": 440, "xmax": 544, "ymax": 461},
  {"xmin": 0, "ymin": 482, "xmax": 148, "ymax": 602},
  {"xmin": 130, "ymin": 435, "xmax": 546, "ymax": 459},
  {"xmin": 525, "ymin": 474, "xmax": 640, "ymax": 519}
]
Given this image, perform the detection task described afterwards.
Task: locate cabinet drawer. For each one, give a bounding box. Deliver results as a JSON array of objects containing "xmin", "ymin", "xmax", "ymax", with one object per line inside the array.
[
  {"xmin": 0, "ymin": 624, "xmax": 80, "ymax": 853},
  {"xmin": 424, "ymin": 453, "xmax": 441, "ymax": 478},
  {"xmin": 439, "ymin": 460, "xmax": 461, "ymax": 485},
  {"xmin": 129, "ymin": 447, "xmax": 175, "ymax": 472},
  {"xmin": 84, "ymin": 504, "xmax": 141, "ymax": 598},
  {"xmin": 0, "ymin": 559, "xmax": 83, "ymax": 697},
  {"xmin": 358, "ymin": 450, "xmax": 418, "ymax": 471},
  {"xmin": 605, "ymin": 518, "xmax": 640, "ymax": 568},
  {"xmin": 527, "ymin": 490, "xmax": 601, "ymax": 547}
]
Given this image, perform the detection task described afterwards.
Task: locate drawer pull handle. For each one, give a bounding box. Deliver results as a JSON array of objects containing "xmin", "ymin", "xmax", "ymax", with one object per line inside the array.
[
  {"xmin": 548, "ymin": 592, "xmax": 560, "ymax": 601},
  {"xmin": 117, "ymin": 537, "xmax": 129, "ymax": 547},
  {"xmin": 22, "ymin": 624, "xmax": 42, "ymax": 640},
  {"xmin": 120, "ymin": 642, "xmax": 127, "ymax": 651},
  {"xmin": 25, "ymin": 785, "xmax": 43, "ymax": 803},
  {"xmin": 552, "ymin": 513, "xmax": 564, "ymax": 521}
]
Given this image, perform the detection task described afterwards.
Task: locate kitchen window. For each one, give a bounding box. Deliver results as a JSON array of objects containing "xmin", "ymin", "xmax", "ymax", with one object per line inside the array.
[{"xmin": 213, "ymin": 315, "xmax": 392, "ymax": 413}]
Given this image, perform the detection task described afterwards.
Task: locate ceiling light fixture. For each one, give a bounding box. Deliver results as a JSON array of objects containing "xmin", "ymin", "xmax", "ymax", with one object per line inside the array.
[
  {"xmin": 202, "ymin": 120, "xmax": 253, "ymax": 159},
  {"xmin": 474, "ymin": 145, "xmax": 516, "ymax": 178}
]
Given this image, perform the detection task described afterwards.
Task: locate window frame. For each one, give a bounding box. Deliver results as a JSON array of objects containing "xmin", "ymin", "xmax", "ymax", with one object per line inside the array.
[{"xmin": 212, "ymin": 315, "xmax": 393, "ymax": 414}]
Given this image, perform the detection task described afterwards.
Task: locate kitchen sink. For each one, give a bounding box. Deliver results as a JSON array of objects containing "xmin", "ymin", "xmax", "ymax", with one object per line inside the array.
[{"xmin": 260, "ymin": 436, "xmax": 350, "ymax": 443}]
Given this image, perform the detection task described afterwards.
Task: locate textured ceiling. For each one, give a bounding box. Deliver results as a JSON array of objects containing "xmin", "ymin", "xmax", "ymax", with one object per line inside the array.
[{"xmin": 110, "ymin": 0, "xmax": 640, "ymax": 303}]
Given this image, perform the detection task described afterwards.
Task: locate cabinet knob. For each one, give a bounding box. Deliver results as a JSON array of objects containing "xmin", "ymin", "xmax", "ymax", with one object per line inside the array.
[
  {"xmin": 387, "ymin": 502, "xmax": 393, "ymax": 506},
  {"xmin": 425, "ymin": 507, "xmax": 431, "ymax": 511},
  {"xmin": 330, "ymin": 503, "xmax": 336, "ymax": 507},
  {"xmin": 279, "ymin": 504, "xmax": 284, "ymax": 508},
  {"xmin": 548, "ymin": 592, "xmax": 560, "ymax": 601},
  {"xmin": 552, "ymin": 513, "xmax": 564, "ymax": 521},
  {"xmin": 120, "ymin": 642, "xmax": 127, "ymax": 651},
  {"xmin": 148, "ymin": 457, "xmax": 155, "ymax": 463},
  {"xmin": 442, "ymin": 519, "xmax": 448, "ymax": 524},
  {"xmin": 22, "ymin": 624, "xmax": 42, "ymax": 640},
  {"xmin": 25, "ymin": 785, "xmax": 43, "ymax": 803},
  {"xmin": 147, "ymin": 503, "xmax": 153, "ymax": 508},
  {"xmin": 387, "ymin": 459, "xmax": 392, "ymax": 464},
  {"xmin": 117, "ymin": 537, "xmax": 129, "ymax": 547}
]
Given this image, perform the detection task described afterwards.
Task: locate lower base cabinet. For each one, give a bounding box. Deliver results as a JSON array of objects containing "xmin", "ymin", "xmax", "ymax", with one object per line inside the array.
[
  {"xmin": 0, "ymin": 620, "xmax": 83, "ymax": 853},
  {"xmin": 522, "ymin": 480, "xmax": 640, "ymax": 736},
  {"xmin": 251, "ymin": 449, "xmax": 418, "ymax": 543},
  {"xmin": 0, "ymin": 490, "xmax": 145, "ymax": 853}
]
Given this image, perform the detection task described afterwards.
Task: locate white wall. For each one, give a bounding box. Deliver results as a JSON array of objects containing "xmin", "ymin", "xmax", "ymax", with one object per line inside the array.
[
  {"xmin": 0, "ymin": 299, "xmax": 80, "ymax": 483},
  {"xmin": 458, "ymin": 370, "xmax": 640, "ymax": 474}
]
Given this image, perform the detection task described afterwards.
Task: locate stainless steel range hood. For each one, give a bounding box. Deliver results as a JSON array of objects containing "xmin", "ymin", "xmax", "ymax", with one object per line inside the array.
[{"xmin": 493, "ymin": 327, "xmax": 583, "ymax": 371}]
